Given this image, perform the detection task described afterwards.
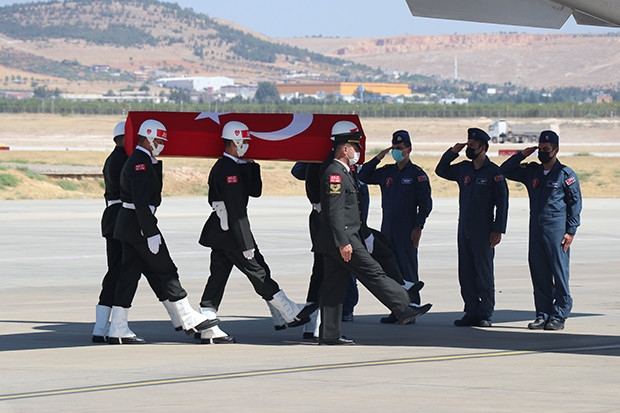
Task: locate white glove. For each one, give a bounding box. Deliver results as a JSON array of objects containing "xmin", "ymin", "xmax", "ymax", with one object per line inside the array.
[
  {"xmin": 212, "ymin": 201, "xmax": 229, "ymax": 231},
  {"xmin": 243, "ymin": 248, "xmax": 255, "ymax": 260},
  {"xmin": 364, "ymin": 233, "xmax": 375, "ymax": 254},
  {"xmin": 147, "ymin": 234, "xmax": 162, "ymax": 255}
]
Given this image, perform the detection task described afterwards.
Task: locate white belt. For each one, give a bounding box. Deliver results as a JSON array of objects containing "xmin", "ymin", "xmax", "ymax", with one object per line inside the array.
[
  {"xmin": 123, "ymin": 202, "xmax": 156, "ymax": 214},
  {"xmin": 107, "ymin": 199, "xmax": 121, "ymax": 207}
]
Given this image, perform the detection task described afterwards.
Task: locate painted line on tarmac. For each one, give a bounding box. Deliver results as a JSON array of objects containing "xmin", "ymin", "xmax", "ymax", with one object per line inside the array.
[
  {"xmin": 0, "ymin": 349, "xmax": 538, "ymax": 401},
  {"xmin": 3, "ymin": 343, "xmax": 619, "ymax": 401}
]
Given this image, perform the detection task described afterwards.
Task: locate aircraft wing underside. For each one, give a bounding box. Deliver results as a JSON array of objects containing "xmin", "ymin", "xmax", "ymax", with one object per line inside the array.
[{"xmin": 405, "ymin": 0, "xmax": 620, "ymax": 29}]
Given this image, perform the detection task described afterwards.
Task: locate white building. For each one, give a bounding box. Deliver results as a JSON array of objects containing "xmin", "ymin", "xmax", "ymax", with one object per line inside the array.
[{"xmin": 155, "ymin": 76, "xmax": 234, "ymax": 92}]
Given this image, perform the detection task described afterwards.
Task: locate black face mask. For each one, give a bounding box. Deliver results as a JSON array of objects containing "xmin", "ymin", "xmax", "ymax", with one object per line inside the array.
[
  {"xmin": 466, "ymin": 147, "xmax": 479, "ymax": 160},
  {"xmin": 538, "ymin": 150, "xmax": 555, "ymax": 164}
]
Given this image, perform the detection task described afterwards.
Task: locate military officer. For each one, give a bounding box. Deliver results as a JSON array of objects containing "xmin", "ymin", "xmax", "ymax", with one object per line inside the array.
[
  {"xmin": 109, "ymin": 119, "xmax": 219, "ymax": 344},
  {"xmin": 198, "ymin": 121, "xmax": 308, "ymax": 343},
  {"xmin": 316, "ymin": 121, "xmax": 432, "ymax": 345},
  {"xmin": 435, "ymin": 128, "xmax": 509, "ymax": 328},
  {"xmin": 500, "ymin": 130, "xmax": 582, "ymax": 330}
]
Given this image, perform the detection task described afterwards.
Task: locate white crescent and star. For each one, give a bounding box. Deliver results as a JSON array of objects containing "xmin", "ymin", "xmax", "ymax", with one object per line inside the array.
[{"xmin": 195, "ymin": 112, "xmax": 314, "ymax": 141}]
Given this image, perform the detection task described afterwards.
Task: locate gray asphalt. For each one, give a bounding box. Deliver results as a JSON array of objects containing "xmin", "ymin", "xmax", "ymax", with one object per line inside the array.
[{"xmin": 1, "ymin": 196, "xmax": 619, "ymax": 412}]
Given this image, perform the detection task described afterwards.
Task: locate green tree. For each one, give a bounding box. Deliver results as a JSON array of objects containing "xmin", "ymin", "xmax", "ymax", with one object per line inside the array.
[{"xmin": 254, "ymin": 82, "xmax": 280, "ymax": 104}]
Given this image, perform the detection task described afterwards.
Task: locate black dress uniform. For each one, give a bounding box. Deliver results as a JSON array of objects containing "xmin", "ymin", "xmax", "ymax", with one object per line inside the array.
[
  {"xmin": 316, "ymin": 158, "xmax": 425, "ymax": 342},
  {"xmin": 113, "ymin": 146, "xmax": 187, "ymax": 308},
  {"xmin": 199, "ymin": 154, "xmax": 282, "ymax": 309}
]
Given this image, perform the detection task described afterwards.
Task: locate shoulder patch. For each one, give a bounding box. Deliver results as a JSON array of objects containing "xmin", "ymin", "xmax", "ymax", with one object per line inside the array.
[
  {"xmin": 565, "ymin": 176, "xmax": 576, "ymax": 186},
  {"xmin": 226, "ymin": 175, "xmax": 239, "ymax": 184},
  {"xmin": 494, "ymin": 174, "xmax": 504, "ymax": 182},
  {"xmin": 417, "ymin": 175, "xmax": 428, "ymax": 182},
  {"xmin": 329, "ymin": 174, "xmax": 342, "ymax": 184},
  {"xmin": 135, "ymin": 163, "xmax": 146, "ymax": 171}
]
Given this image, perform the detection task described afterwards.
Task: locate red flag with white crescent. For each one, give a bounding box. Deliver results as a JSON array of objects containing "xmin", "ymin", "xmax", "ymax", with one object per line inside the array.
[{"xmin": 124, "ymin": 112, "xmax": 366, "ymax": 163}]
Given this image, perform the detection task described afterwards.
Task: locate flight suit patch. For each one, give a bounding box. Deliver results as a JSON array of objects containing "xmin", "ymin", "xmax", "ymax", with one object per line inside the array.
[
  {"xmin": 135, "ymin": 163, "xmax": 146, "ymax": 171},
  {"xmin": 463, "ymin": 175, "xmax": 471, "ymax": 186},
  {"xmin": 547, "ymin": 181, "xmax": 559, "ymax": 188},
  {"xmin": 226, "ymin": 175, "xmax": 238, "ymax": 184},
  {"xmin": 417, "ymin": 175, "xmax": 428, "ymax": 182},
  {"xmin": 565, "ymin": 176, "xmax": 576, "ymax": 186},
  {"xmin": 531, "ymin": 178, "xmax": 540, "ymax": 189},
  {"xmin": 494, "ymin": 174, "xmax": 504, "ymax": 182},
  {"xmin": 385, "ymin": 177, "xmax": 394, "ymax": 187},
  {"xmin": 476, "ymin": 178, "xmax": 488, "ymax": 185}
]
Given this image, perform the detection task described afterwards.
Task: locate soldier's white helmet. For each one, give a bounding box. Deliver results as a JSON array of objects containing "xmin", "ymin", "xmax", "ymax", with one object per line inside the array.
[
  {"xmin": 331, "ymin": 120, "xmax": 360, "ymax": 138},
  {"xmin": 138, "ymin": 119, "xmax": 167, "ymax": 141},
  {"xmin": 221, "ymin": 121, "xmax": 251, "ymax": 141},
  {"xmin": 113, "ymin": 121, "xmax": 125, "ymax": 139},
  {"xmin": 221, "ymin": 121, "xmax": 251, "ymax": 157}
]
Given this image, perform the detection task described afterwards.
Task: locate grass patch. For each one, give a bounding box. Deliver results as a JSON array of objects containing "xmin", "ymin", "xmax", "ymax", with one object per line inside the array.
[
  {"xmin": 0, "ymin": 172, "xmax": 20, "ymax": 188},
  {"xmin": 58, "ymin": 180, "xmax": 79, "ymax": 191},
  {"xmin": 16, "ymin": 167, "xmax": 48, "ymax": 181},
  {"xmin": 573, "ymin": 152, "xmax": 592, "ymax": 156}
]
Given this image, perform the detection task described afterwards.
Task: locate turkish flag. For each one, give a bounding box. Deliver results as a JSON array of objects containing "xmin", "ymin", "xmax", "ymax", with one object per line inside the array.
[{"xmin": 124, "ymin": 111, "xmax": 366, "ymax": 163}]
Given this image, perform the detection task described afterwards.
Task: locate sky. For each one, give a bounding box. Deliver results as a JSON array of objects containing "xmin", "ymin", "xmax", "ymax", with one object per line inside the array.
[{"xmin": 0, "ymin": 0, "xmax": 617, "ymax": 38}]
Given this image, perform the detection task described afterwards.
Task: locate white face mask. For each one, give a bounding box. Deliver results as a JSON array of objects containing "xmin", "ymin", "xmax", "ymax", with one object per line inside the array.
[
  {"xmin": 149, "ymin": 139, "xmax": 164, "ymax": 157},
  {"xmin": 348, "ymin": 148, "xmax": 360, "ymax": 166},
  {"xmin": 234, "ymin": 140, "xmax": 249, "ymax": 157}
]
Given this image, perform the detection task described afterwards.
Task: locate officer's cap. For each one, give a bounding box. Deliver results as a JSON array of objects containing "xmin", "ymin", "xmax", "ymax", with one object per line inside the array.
[
  {"xmin": 392, "ymin": 130, "xmax": 411, "ymax": 146},
  {"xmin": 539, "ymin": 130, "xmax": 559, "ymax": 145},
  {"xmin": 467, "ymin": 128, "xmax": 491, "ymax": 142}
]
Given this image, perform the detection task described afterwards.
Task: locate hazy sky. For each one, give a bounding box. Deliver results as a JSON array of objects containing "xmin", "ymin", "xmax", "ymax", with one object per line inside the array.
[{"xmin": 0, "ymin": 0, "xmax": 617, "ymax": 38}]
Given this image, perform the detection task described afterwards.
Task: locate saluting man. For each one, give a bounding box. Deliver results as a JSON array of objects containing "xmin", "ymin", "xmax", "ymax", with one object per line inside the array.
[
  {"xmin": 435, "ymin": 128, "xmax": 509, "ymax": 328},
  {"xmin": 198, "ymin": 121, "xmax": 308, "ymax": 343},
  {"xmin": 109, "ymin": 119, "xmax": 219, "ymax": 344},
  {"xmin": 501, "ymin": 131, "xmax": 582, "ymax": 331}
]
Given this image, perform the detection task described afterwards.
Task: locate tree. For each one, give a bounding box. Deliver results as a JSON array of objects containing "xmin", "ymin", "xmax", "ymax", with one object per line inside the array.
[{"xmin": 254, "ymin": 82, "xmax": 280, "ymax": 104}]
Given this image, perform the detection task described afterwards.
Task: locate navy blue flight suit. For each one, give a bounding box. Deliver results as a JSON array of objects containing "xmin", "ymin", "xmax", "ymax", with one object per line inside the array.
[
  {"xmin": 435, "ymin": 149, "xmax": 509, "ymax": 322},
  {"xmin": 358, "ymin": 157, "xmax": 433, "ymax": 286},
  {"xmin": 501, "ymin": 152, "xmax": 582, "ymax": 322}
]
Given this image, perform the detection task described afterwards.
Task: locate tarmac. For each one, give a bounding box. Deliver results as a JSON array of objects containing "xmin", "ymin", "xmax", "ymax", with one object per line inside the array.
[{"xmin": 1, "ymin": 196, "xmax": 619, "ymax": 412}]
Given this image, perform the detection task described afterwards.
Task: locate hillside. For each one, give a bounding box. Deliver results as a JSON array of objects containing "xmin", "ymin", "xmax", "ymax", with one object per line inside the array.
[
  {"xmin": 280, "ymin": 33, "xmax": 620, "ymax": 89},
  {"xmin": 0, "ymin": 0, "xmax": 374, "ymax": 94}
]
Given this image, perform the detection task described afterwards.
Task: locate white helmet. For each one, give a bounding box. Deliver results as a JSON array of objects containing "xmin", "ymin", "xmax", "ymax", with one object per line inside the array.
[
  {"xmin": 113, "ymin": 121, "xmax": 125, "ymax": 139},
  {"xmin": 221, "ymin": 121, "xmax": 251, "ymax": 141},
  {"xmin": 138, "ymin": 119, "xmax": 167, "ymax": 157},
  {"xmin": 138, "ymin": 119, "xmax": 168, "ymax": 141},
  {"xmin": 331, "ymin": 120, "xmax": 360, "ymax": 138}
]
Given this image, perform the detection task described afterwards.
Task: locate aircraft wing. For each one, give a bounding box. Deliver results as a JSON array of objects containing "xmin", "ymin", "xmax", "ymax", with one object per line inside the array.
[{"xmin": 405, "ymin": 0, "xmax": 620, "ymax": 29}]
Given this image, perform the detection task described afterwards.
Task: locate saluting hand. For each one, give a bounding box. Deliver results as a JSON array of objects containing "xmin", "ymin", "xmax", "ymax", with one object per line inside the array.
[
  {"xmin": 452, "ymin": 143, "xmax": 466, "ymax": 154},
  {"xmin": 522, "ymin": 146, "xmax": 538, "ymax": 157},
  {"xmin": 376, "ymin": 146, "xmax": 391, "ymax": 161},
  {"xmin": 562, "ymin": 233, "xmax": 574, "ymax": 252},
  {"xmin": 339, "ymin": 244, "xmax": 353, "ymax": 262}
]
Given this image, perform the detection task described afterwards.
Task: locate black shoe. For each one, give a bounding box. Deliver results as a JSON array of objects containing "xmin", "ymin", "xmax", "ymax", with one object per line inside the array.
[
  {"xmin": 342, "ymin": 312, "xmax": 354, "ymax": 322},
  {"xmin": 478, "ymin": 320, "xmax": 492, "ymax": 327},
  {"xmin": 108, "ymin": 335, "xmax": 146, "ymax": 344},
  {"xmin": 319, "ymin": 336, "xmax": 355, "ymax": 345},
  {"xmin": 274, "ymin": 324, "xmax": 287, "ymax": 331},
  {"xmin": 527, "ymin": 317, "xmax": 547, "ymax": 330},
  {"xmin": 398, "ymin": 303, "xmax": 432, "ymax": 325},
  {"xmin": 453, "ymin": 315, "xmax": 479, "ymax": 327},
  {"xmin": 201, "ymin": 335, "xmax": 236, "ymax": 344},
  {"xmin": 185, "ymin": 318, "xmax": 220, "ymax": 335},
  {"xmin": 380, "ymin": 312, "xmax": 398, "ymax": 324},
  {"xmin": 295, "ymin": 302, "xmax": 319, "ymax": 321},
  {"xmin": 287, "ymin": 316, "xmax": 310, "ymax": 328},
  {"xmin": 544, "ymin": 318, "xmax": 565, "ymax": 331},
  {"xmin": 407, "ymin": 281, "xmax": 425, "ymax": 303},
  {"xmin": 302, "ymin": 332, "xmax": 316, "ymax": 340},
  {"xmin": 92, "ymin": 335, "xmax": 107, "ymax": 343}
]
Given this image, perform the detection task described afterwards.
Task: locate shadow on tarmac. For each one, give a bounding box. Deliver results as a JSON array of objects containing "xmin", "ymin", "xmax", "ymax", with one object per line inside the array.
[{"xmin": 2, "ymin": 310, "xmax": 618, "ymax": 357}]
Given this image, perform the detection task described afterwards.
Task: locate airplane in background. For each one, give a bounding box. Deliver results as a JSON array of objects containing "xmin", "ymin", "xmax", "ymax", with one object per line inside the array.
[{"xmin": 405, "ymin": 0, "xmax": 620, "ymax": 29}]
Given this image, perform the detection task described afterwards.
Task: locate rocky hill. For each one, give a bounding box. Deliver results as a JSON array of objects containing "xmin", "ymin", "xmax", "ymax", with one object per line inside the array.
[
  {"xmin": 0, "ymin": 0, "xmax": 618, "ymax": 94},
  {"xmin": 280, "ymin": 33, "xmax": 620, "ymax": 89}
]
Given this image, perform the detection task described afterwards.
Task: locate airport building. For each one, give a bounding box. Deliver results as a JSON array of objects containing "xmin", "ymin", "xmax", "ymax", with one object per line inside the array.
[
  {"xmin": 276, "ymin": 81, "xmax": 412, "ymax": 102},
  {"xmin": 155, "ymin": 76, "xmax": 235, "ymax": 92}
]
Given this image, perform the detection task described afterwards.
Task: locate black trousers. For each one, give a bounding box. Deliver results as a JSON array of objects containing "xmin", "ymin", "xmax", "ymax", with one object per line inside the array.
[
  {"xmin": 114, "ymin": 235, "xmax": 186, "ymax": 308},
  {"xmin": 200, "ymin": 246, "xmax": 281, "ymax": 310},
  {"xmin": 320, "ymin": 243, "xmax": 410, "ymax": 341}
]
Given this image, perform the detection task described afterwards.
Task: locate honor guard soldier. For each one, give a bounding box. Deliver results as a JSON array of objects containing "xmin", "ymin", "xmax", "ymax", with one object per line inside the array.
[
  {"xmin": 108, "ymin": 119, "xmax": 220, "ymax": 344},
  {"xmin": 315, "ymin": 121, "xmax": 432, "ymax": 345},
  {"xmin": 198, "ymin": 121, "xmax": 308, "ymax": 343},
  {"xmin": 501, "ymin": 131, "xmax": 582, "ymax": 330},
  {"xmin": 435, "ymin": 128, "xmax": 509, "ymax": 328}
]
